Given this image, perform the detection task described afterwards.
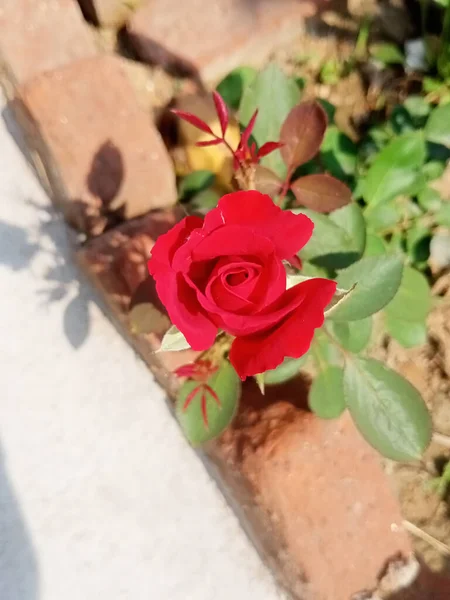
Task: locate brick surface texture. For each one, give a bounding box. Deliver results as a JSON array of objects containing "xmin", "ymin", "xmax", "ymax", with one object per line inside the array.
[
  {"xmin": 77, "ymin": 208, "xmax": 200, "ymax": 391},
  {"xmin": 0, "ymin": 0, "xmax": 97, "ymax": 89},
  {"xmin": 77, "ymin": 209, "xmax": 450, "ymax": 600},
  {"xmin": 127, "ymin": 0, "xmax": 316, "ymax": 81},
  {"xmin": 13, "ymin": 55, "xmax": 177, "ymax": 235}
]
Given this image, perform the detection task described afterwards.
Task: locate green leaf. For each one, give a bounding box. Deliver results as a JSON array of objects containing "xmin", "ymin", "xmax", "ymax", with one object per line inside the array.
[
  {"xmin": 188, "ymin": 188, "xmax": 221, "ymax": 215},
  {"xmin": 301, "ymin": 262, "xmax": 328, "ymax": 278},
  {"xmin": 216, "ymin": 66, "xmax": 257, "ymax": 110},
  {"xmin": 385, "ymin": 314, "xmax": 427, "ymax": 348},
  {"xmin": 404, "ymin": 96, "xmax": 432, "ymax": 121},
  {"xmin": 239, "ymin": 64, "xmax": 300, "ymax": 177},
  {"xmin": 422, "ymin": 160, "xmax": 446, "ymax": 181},
  {"xmin": 390, "ymin": 106, "xmax": 415, "ymax": 135},
  {"xmin": 318, "ymin": 99, "xmax": 336, "ymax": 123},
  {"xmin": 425, "ymin": 103, "xmax": 450, "ymax": 147},
  {"xmin": 297, "ymin": 204, "xmax": 366, "ymax": 270},
  {"xmin": 406, "ymin": 225, "xmax": 430, "ymax": 265},
  {"xmin": 436, "ymin": 203, "xmax": 450, "ymax": 226},
  {"xmin": 417, "ymin": 186, "xmax": 442, "ymax": 212},
  {"xmin": 370, "ymin": 42, "xmax": 404, "ymax": 65},
  {"xmin": 264, "ymin": 355, "xmax": 308, "ymax": 385},
  {"xmin": 324, "ymin": 284, "xmax": 356, "ymax": 317},
  {"xmin": 385, "ymin": 266, "xmax": 431, "ymax": 322},
  {"xmin": 344, "ymin": 358, "xmax": 432, "ymax": 461},
  {"xmin": 312, "ymin": 330, "xmax": 342, "ymax": 366},
  {"xmin": 364, "ymin": 202, "xmax": 401, "ymax": 232},
  {"xmin": 319, "ymin": 59, "xmax": 343, "ymax": 85},
  {"xmin": 328, "ymin": 317, "xmax": 372, "ymax": 353},
  {"xmin": 427, "ymin": 141, "xmax": 450, "ymax": 163},
  {"xmin": 321, "ymin": 126, "xmax": 357, "ymax": 179},
  {"xmin": 179, "ymin": 170, "xmax": 215, "ymax": 202},
  {"xmin": 176, "ymin": 361, "xmax": 241, "ymax": 446},
  {"xmin": 329, "ymin": 203, "xmax": 366, "ymax": 251},
  {"xmin": 364, "ymin": 132, "xmax": 426, "ymax": 206},
  {"xmin": 309, "ymin": 366, "xmax": 346, "ymax": 419},
  {"xmin": 364, "ymin": 233, "xmax": 388, "ymax": 257},
  {"xmin": 158, "ymin": 325, "xmax": 191, "ymax": 352},
  {"xmin": 329, "ymin": 255, "xmax": 404, "ymax": 321},
  {"xmin": 403, "ymin": 198, "xmax": 424, "ymax": 219},
  {"xmin": 388, "ymin": 231, "xmax": 405, "ymax": 255}
]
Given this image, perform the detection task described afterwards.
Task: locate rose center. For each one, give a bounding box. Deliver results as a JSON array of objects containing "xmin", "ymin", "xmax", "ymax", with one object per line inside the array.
[{"xmin": 226, "ymin": 271, "xmax": 248, "ymax": 286}]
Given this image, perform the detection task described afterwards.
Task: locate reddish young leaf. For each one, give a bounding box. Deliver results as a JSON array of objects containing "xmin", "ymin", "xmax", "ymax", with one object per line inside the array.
[
  {"xmin": 257, "ymin": 141, "xmax": 284, "ymax": 159},
  {"xmin": 183, "ymin": 385, "xmax": 201, "ymax": 411},
  {"xmin": 171, "ymin": 109, "xmax": 215, "ymax": 136},
  {"xmin": 205, "ymin": 384, "xmax": 222, "ymax": 408},
  {"xmin": 280, "ymin": 102, "xmax": 328, "ymax": 170},
  {"xmin": 240, "ymin": 109, "xmax": 258, "ymax": 147},
  {"xmin": 291, "ymin": 173, "xmax": 352, "ymax": 213},
  {"xmin": 252, "ymin": 165, "xmax": 283, "ymax": 195},
  {"xmin": 195, "ymin": 138, "xmax": 224, "ymax": 147},
  {"xmin": 175, "ymin": 360, "xmax": 218, "ymax": 381},
  {"xmin": 212, "ymin": 91, "xmax": 229, "ymax": 137},
  {"xmin": 201, "ymin": 390, "xmax": 209, "ymax": 427},
  {"xmin": 175, "ymin": 364, "xmax": 198, "ymax": 378}
]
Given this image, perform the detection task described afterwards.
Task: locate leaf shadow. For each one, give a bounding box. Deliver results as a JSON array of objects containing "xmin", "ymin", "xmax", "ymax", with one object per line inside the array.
[
  {"xmin": 2, "ymin": 105, "xmax": 127, "ymax": 350},
  {"xmin": 0, "ymin": 444, "xmax": 39, "ymax": 600}
]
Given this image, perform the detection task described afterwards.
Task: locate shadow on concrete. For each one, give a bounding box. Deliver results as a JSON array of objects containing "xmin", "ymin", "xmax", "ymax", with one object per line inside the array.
[
  {"xmin": 0, "ymin": 445, "xmax": 39, "ymax": 600},
  {"xmin": 0, "ymin": 104, "xmax": 127, "ymax": 350},
  {"xmin": 0, "ymin": 199, "xmax": 92, "ymax": 350}
]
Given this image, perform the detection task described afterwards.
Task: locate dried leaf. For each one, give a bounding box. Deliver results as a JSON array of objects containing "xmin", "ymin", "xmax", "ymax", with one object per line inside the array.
[
  {"xmin": 291, "ymin": 174, "xmax": 352, "ymax": 213},
  {"xmin": 212, "ymin": 91, "xmax": 229, "ymax": 137},
  {"xmin": 280, "ymin": 102, "xmax": 328, "ymax": 170},
  {"xmin": 158, "ymin": 325, "xmax": 191, "ymax": 352},
  {"xmin": 129, "ymin": 303, "xmax": 170, "ymax": 335},
  {"xmin": 324, "ymin": 284, "xmax": 356, "ymax": 317}
]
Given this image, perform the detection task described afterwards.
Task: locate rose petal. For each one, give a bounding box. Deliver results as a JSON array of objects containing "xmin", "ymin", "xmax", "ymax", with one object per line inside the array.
[
  {"xmin": 189, "ymin": 246, "xmax": 286, "ymax": 321},
  {"xmin": 206, "ymin": 259, "xmax": 262, "ymax": 312},
  {"xmin": 155, "ymin": 271, "xmax": 217, "ymax": 350},
  {"xmin": 148, "ymin": 216, "xmax": 203, "ymax": 276},
  {"xmin": 172, "ymin": 224, "xmax": 275, "ymax": 272},
  {"xmin": 229, "ymin": 278, "xmax": 337, "ymax": 379},
  {"xmin": 202, "ymin": 191, "xmax": 314, "ymax": 259}
]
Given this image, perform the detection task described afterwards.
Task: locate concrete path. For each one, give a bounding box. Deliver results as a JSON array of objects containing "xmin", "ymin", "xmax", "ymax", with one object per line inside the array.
[{"xmin": 0, "ymin": 90, "xmax": 283, "ymax": 600}]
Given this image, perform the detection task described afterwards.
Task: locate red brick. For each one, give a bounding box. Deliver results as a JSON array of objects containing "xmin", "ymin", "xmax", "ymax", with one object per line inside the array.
[
  {"xmin": 77, "ymin": 208, "xmax": 200, "ymax": 393},
  {"xmin": 13, "ymin": 55, "xmax": 177, "ymax": 235},
  {"xmin": 78, "ymin": 0, "xmax": 144, "ymax": 27},
  {"xmin": 0, "ymin": 0, "xmax": 97, "ymax": 90},
  {"xmin": 78, "ymin": 211, "xmax": 424, "ymax": 600},
  {"xmin": 222, "ymin": 391, "xmax": 412, "ymax": 600},
  {"xmin": 126, "ymin": 0, "xmax": 317, "ymax": 81}
]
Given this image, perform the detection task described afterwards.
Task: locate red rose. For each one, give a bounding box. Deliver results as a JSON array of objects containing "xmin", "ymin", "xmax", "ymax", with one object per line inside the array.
[{"xmin": 148, "ymin": 191, "xmax": 336, "ymax": 379}]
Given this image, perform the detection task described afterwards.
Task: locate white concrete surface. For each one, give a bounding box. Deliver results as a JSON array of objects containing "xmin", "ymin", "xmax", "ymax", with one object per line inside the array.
[{"xmin": 0, "ymin": 91, "xmax": 284, "ymax": 600}]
